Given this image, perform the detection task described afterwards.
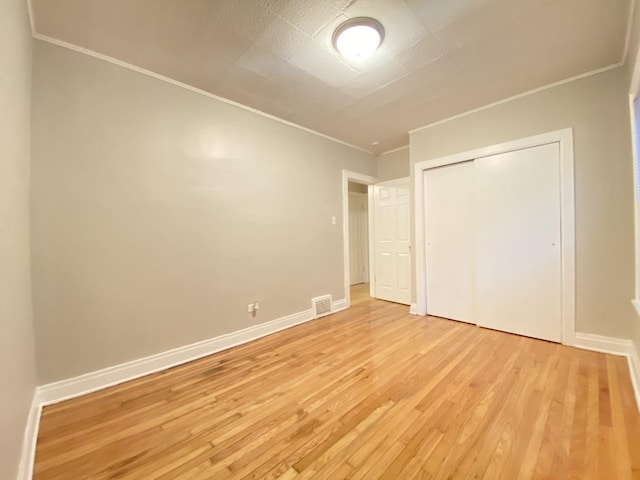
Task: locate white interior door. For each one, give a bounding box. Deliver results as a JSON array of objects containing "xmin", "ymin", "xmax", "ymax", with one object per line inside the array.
[
  {"xmin": 349, "ymin": 192, "xmax": 369, "ymax": 285},
  {"xmin": 475, "ymin": 143, "xmax": 562, "ymax": 342},
  {"xmin": 374, "ymin": 179, "xmax": 411, "ymax": 305},
  {"xmin": 424, "ymin": 162, "xmax": 475, "ymax": 323}
]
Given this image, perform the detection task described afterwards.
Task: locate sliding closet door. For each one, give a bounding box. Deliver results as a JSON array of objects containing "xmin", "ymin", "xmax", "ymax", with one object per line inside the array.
[
  {"xmin": 475, "ymin": 143, "xmax": 562, "ymax": 342},
  {"xmin": 424, "ymin": 162, "xmax": 475, "ymax": 323}
]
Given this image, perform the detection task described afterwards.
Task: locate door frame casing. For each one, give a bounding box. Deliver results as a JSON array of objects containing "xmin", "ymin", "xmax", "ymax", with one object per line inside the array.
[
  {"xmin": 342, "ymin": 170, "xmax": 377, "ymax": 309},
  {"xmin": 413, "ymin": 128, "xmax": 576, "ymax": 345},
  {"xmin": 628, "ymin": 48, "xmax": 640, "ymax": 308}
]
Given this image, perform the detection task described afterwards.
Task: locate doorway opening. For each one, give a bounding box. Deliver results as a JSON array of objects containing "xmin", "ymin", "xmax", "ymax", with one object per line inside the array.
[
  {"xmin": 341, "ymin": 170, "xmax": 376, "ymax": 308},
  {"xmin": 348, "ymin": 181, "xmax": 370, "ymax": 304}
]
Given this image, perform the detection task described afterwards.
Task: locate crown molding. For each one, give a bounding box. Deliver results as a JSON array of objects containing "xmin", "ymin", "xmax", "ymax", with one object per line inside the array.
[
  {"xmin": 379, "ymin": 144, "xmax": 410, "ymax": 156},
  {"xmin": 409, "ymin": 62, "xmax": 623, "ymax": 135},
  {"xmin": 30, "ymin": 32, "xmax": 374, "ymax": 156}
]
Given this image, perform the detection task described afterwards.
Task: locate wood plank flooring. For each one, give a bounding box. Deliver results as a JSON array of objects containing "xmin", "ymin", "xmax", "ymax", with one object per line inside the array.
[
  {"xmin": 34, "ymin": 294, "xmax": 640, "ymax": 479},
  {"xmin": 349, "ymin": 283, "xmax": 370, "ymax": 306}
]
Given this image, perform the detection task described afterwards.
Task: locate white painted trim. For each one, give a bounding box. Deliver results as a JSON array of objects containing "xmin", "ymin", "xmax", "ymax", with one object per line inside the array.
[
  {"xmin": 17, "ymin": 392, "xmax": 41, "ymax": 480},
  {"xmin": 26, "ymin": 0, "xmax": 35, "ymax": 36},
  {"xmin": 628, "ymin": 342, "xmax": 640, "ymax": 414},
  {"xmin": 17, "ymin": 330, "xmax": 640, "ymax": 480},
  {"xmin": 379, "ymin": 144, "xmax": 410, "ymax": 156},
  {"xmin": 409, "ymin": 303, "xmax": 418, "ymax": 315},
  {"xmin": 628, "ymin": 34, "xmax": 640, "ymax": 304},
  {"xmin": 17, "ymin": 302, "xmax": 350, "ymax": 479},
  {"xmin": 574, "ymin": 332, "xmax": 635, "ymax": 356},
  {"xmin": 409, "ymin": 64, "xmax": 622, "ymax": 135},
  {"xmin": 36, "ymin": 307, "xmax": 319, "ymax": 405},
  {"xmin": 375, "ymin": 177, "xmax": 411, "ymax": 187},
  {"xmin": 368, "ymin": 186, "xmax": 375, "ymax": 299},
  {"xmin": 628, "ymin": 6, "xmax": 640, "ymax": 317},
  {"xmin": 414, "ymin": 165, "xmax": 427, "ymax": 317},
  {"xmin": 332, "ymin": 299, "xmax": 347, "ymax": 313},
  {"xmin": 574, "ymin": 333, "xmax": 640, "ymax": 414},
  {"xmin": 31, "ymin": 34, "xmax": 373, "ymax": 156},
  {"xmin": 414, "ymin": 129, "xmax": 576, "ymax": 346},
  {"xmin": 631, "ymin": 47, "xmax": 640, "ymax": 100},
  {"xmin": 623, "ymin": 0, "xmax": 637, "ymax": 65},
  {"xmin": 559, "ymin": 130, "xmax": 577, "ymax": 346},
  {"xmin": 342, "ymin": 170, "xmax": 377, "ymax": 309},
  {"xmin": 630, "ymin": 96, "xmax": 640, "ymax": 301}
]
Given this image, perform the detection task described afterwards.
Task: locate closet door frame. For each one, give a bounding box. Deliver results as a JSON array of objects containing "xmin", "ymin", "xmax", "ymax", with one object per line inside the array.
[{"xmin": 413, "ymin": 129, "xmax": 576, "ymax": 345}]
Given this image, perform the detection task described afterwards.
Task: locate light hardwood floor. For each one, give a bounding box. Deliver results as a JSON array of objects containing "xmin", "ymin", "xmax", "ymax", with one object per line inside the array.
[
  {"xmin": 350, "ymin": 282, "xmax": 370, "ymax": 306},
  {"xmin": 34, "ymin": 295, "xmax": 640, "ymax": 479}
]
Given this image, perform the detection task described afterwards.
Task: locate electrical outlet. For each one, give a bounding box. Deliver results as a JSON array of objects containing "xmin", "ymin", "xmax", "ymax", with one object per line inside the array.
[{"xmin": 247, "ymin": 303, "xmax": 254, "ymax": 313}]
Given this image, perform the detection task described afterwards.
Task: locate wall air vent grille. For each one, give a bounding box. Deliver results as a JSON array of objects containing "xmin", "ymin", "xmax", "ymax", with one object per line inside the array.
[{"xmin": 312, "ymin": 295, "xmax": 333, "ymax": 319}]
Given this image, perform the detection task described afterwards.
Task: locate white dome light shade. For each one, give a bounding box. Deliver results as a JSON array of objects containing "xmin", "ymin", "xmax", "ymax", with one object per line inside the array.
[{"xmin": 333, "ymin": 18, "xmax": 385, "ymax": 62}]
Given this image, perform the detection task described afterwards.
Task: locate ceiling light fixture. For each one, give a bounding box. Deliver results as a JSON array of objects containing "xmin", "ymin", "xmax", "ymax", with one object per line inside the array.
[{"xmin": 332, "ymin": 17, "xmax": 385, "ymax": 62}]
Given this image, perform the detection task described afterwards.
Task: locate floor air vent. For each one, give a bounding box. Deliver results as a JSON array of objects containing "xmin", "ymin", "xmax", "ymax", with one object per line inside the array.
[{"xmin": 312, "ymin": 295, "xmax": 333, "ymax": 318}]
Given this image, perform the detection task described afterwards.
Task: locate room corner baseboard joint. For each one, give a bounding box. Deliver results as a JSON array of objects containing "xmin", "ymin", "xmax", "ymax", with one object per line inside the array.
[
  {"xmin": 17, "ymin": 392, "xmax": 42, "ymax": 480},
  {"xmin": 628, "ymin": 341, "xmax": 640, "ymax": 416},
  {"xmin": 574, "ymin": 331, "xmax": 640, "ymax": 414}
]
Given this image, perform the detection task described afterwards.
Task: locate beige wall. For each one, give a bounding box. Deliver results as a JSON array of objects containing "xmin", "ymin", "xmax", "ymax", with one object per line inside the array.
[
  {"xmin": 377, "ymin": 147, "xmax": 410, "ymax": 181},
  {"xmin": 0, "ymin": 0, "xmax": 37, "ymax": 478},
  {"xmin": 411, "ymin": 67, "xmax": 636, "ymax": 339},
  {"xmin": 348, "ymin": 182, "xmax": 368, "ymax": 194},
  {"xmin": 31, "ymin": 41, "xmax": 376, "ymax": 383}
]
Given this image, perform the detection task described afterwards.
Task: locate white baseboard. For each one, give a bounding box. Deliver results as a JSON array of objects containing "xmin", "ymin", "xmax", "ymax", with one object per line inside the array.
[
  {"xmin": 628, "ymin": 341, "xmax": 640, "ymax": 416},
  {"xmin": 20, "ymin": 303, "xmax": 349, "ymax": 479},
  {"xmin": 20, "ymin": 298, "xmax": 349, "ymax": 477},
  {"xmin": 17, "ymin": 391, "xmax": 42, "ymax": 480},
  {"xmin": 21, "ymin": 318, "xmax": 638, "ymax": 480},
  {"xmin": 573, "ymin": 332, "xmax": 634, "ymax": 356},
  {"xmin": 574, "ymin": 332, "xmax": 640, "ymax": 413},
  {"xmin": 332, "ymin": 299, "xmax": 347, "ymax": 313},
  {"xmin": 37, "ymin": 307, "xmax": 321, "ymax": 406},
  {"xmin": 409, "ymin": 303, "xmax": 418, "ymax": 315}
]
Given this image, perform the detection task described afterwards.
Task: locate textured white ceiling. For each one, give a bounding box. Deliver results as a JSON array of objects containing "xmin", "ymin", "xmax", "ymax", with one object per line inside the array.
[{"xmin": 31, "ymin": 0, "xmax": 632, "ymax": 153}]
